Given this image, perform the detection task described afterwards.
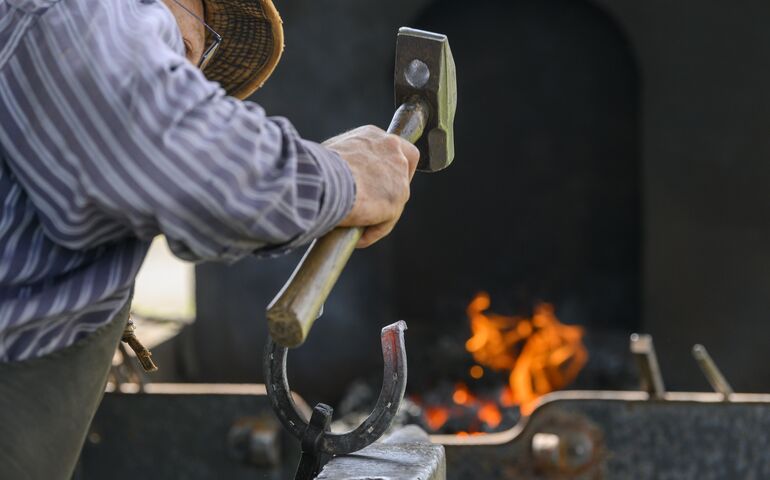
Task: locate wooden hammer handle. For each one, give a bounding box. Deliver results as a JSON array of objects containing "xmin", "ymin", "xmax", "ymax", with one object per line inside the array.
[{"xmin": 266, "ymin": 97, "xmax": 430, "ymax": 347}]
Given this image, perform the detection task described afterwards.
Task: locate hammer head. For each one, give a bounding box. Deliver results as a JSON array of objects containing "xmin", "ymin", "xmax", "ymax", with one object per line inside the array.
[{"xmin": 394, "ymin": 28, "xmax": 457, "ymax": 172}]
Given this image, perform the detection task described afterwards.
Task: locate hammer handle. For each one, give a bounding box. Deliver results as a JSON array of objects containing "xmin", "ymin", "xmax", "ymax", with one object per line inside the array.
[{"xmin": 266, "ymin": 97, "xmax": 430, "ymax": 347}]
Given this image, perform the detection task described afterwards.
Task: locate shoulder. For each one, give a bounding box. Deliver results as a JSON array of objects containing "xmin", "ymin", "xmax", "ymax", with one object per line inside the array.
[
  {"xmin": 34, "ymin": 0, "xmax": 185, "ymax": 59},
  {"xmin": 7, "ymin": 0, "xmax": 202, "ymax": 123},
  {"xmin": 33, "ymin": 0, "xmax": 187, "ymax": 90}
]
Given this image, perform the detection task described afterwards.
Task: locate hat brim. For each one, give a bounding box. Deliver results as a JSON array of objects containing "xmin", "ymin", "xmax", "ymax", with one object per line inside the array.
[{"xmin": 202, "ymin": 0, "xmax": 284, "ymax": 100}]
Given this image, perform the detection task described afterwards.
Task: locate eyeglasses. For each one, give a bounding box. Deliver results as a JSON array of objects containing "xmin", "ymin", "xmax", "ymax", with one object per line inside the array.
[{"xmin": 169, "ymin": 0, "xmax": 223, "ymax": 70}]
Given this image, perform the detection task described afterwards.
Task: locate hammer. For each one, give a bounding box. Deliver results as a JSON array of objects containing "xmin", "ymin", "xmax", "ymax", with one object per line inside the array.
[{"xmin": 266, "ymin": 28, "xmax": 457, "ymax": 347}]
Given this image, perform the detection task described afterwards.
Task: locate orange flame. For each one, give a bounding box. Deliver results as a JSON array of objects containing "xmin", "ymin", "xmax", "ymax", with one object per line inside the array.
[
  {"xmin": 452, "ymin": 383, "xmax": 472, "ymax": 405},
  {"xmin": 424, "ymin": 406, "xmax": 450, "ymax": 431},
  {"xmin": 478, "ymin": 402, "xmax": 502, "ymax": 428},
  {"xmin": 465, "ymin": 292, "xmax": 588, "ymax": 415}
]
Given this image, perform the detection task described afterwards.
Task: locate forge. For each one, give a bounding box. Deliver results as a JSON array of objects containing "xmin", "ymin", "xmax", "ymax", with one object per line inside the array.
[{"xmin": 405, "ymin": 293, "xmax": 589, "ymax": 436}]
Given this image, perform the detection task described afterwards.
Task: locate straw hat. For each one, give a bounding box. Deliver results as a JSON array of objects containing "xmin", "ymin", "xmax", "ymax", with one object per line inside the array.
[{"xmin": 202, "ymin": 0, "xmax": 284, "ymax": 99}]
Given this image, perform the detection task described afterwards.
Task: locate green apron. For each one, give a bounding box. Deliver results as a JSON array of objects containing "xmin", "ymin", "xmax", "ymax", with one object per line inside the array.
[{"xmin": 0, "ymin": 299, "xmax": 130, "ymax": 480}]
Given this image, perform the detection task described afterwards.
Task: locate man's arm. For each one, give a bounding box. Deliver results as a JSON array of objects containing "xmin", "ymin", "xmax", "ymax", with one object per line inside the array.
[
  {"xmin": 116, "ymin": 66, "xmax": 359, "ymax": 261},
  {"xmin": 0, "ymin": 0, "xmax": 417, "ymax": 263}
]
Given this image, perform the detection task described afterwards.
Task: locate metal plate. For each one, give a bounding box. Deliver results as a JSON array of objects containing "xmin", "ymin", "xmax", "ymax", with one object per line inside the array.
[
  {"xmin": 317, "ymin": 426, "xmax": 445, "ymax": 480},
  {"xmin": 75, "ymin": 384, "xmax": 308, "ymax": 480},
  {"xmin": 437, "ymin": 391, "xmax": 770, "ymax": 479}
]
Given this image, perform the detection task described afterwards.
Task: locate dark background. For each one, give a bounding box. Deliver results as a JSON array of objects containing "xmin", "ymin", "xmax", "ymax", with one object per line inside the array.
[{"xmin": 188, "ymin": 0, "xmax": 770, "ymax": 405}]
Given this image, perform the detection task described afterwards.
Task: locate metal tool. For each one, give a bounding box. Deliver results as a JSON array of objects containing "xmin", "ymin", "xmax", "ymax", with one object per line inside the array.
[
  {"xmin": 630, "ymin": 333, "xmax": 666, "ymax": 398},
  {"xmin": 266, "ymin": 27, "xmax": 457, "ymax": 348},
  {"xmin": 692, "ymin": 344, "xmax": 734, "ymax": 398},
  {"xmin": 264, "ymin": 321, "xmax": 408, "ymax": 479}
]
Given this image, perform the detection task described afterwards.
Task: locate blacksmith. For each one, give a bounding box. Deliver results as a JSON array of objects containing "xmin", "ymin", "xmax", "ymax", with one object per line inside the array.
[{"xmin": 0, "ymin": 0, "xmax": 419, "ymax": 477}]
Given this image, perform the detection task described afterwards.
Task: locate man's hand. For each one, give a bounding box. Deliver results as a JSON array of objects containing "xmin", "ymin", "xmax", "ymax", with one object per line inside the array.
[{"xmin": 324, "ymin": 125, "xmax": 420, "ymax": 248}]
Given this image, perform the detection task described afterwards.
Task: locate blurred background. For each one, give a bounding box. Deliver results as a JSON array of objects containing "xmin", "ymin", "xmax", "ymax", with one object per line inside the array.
[{"xmin": 134, "ymin": 0, "xmax": 770, "ymax": 417}]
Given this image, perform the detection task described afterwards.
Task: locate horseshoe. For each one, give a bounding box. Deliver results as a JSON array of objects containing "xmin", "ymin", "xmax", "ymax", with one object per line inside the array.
[{"xmin": 264, "ymin": 320, "xmax": 408, "ymax": 476}]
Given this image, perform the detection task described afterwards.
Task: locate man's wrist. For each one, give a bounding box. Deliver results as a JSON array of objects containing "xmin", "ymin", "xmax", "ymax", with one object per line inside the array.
[{"xmin": 298, "ymin": 139, "xmax": 356, "ymax": 236}]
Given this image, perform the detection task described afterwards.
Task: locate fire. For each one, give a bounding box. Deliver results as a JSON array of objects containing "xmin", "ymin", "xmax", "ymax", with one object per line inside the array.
[
  {"xmin": 469, "ymin": 365, "xmax": 484, "ymax": 379},
  {"xmin": 416, "ymin": 293, "xmax": 587, "ymax": 434},
  {"xmin": 424, "ymin": 406, "xmax": 450, "ymax": 431},
  {"xmin": 477, "ymin": 402, "xmax": 502, "ymax": 428},
  {"xmin": 452, "ymin": 383, "xmax": 472, "ymax": 405},
  {"xmin": 422, "ymin": 383, "xmax": 505, "ymax": 432},
  {"xmin": 465, "ymin": 292, "xmax": 588, "ymax": 415}
]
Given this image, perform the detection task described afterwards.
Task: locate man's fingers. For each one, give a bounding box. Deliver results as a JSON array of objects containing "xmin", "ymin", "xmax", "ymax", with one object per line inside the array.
[
  {"xmin": 397, "ymin": 137, "xmax": 420, "ymax": 179},
  {"xmin": 357, "ymin": 220, "xmax": 396, "ymax": 248},
  {"xmin": 331, "ymin": 125, "xmax": 417, "ymax": 241}
]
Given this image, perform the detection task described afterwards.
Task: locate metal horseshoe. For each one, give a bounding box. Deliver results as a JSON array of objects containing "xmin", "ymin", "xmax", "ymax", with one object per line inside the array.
[{"xmin": 264, "ymin": 320, "xmax": 408, "ymax": 476}]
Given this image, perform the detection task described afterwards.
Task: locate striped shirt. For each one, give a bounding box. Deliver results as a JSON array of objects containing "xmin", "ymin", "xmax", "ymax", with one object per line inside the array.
[{"xmin": 0, "ymin": 0, "xmax": 355, "ymax": 362}]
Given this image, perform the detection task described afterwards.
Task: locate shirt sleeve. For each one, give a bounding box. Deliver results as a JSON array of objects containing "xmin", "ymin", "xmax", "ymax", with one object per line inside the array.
[
  {"xmin": 0, "ymin": 0, "xmax": 356, "ymax": 263},
  {"xmin": 120, "ymin": 67, "xmax": 358, "ymax": 262},
  {"xmin": 123, "ymin": 75, "xmax": 356, "ymax": 262}
]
